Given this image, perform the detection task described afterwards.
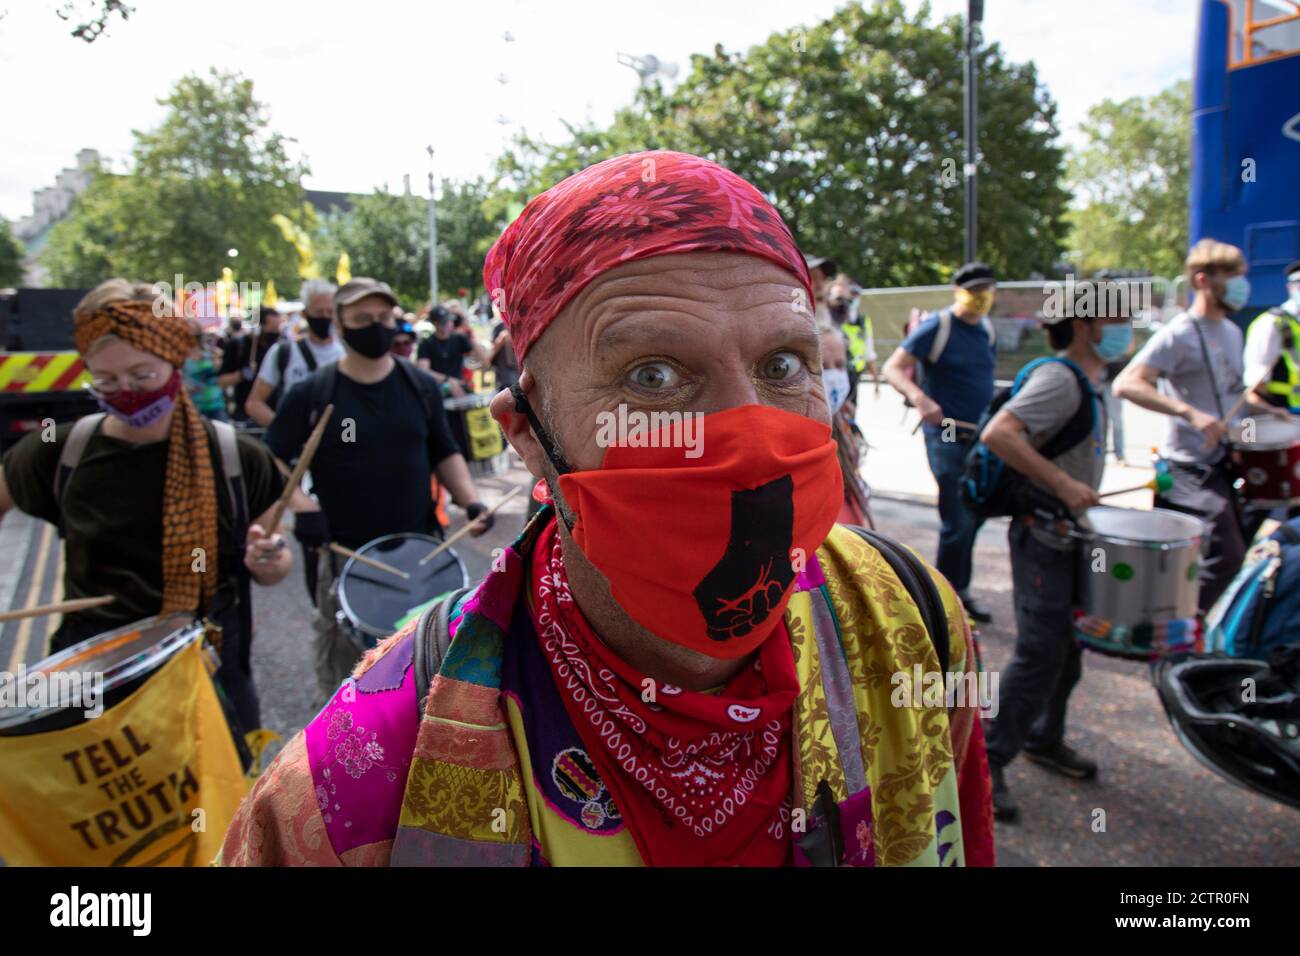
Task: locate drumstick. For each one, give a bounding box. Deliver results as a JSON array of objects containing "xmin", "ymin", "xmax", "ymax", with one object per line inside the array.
[
  {"xmin": 912, "ymin": 416, "xmax": 980, "ymax": 435},
  {"xmin": 265, "ymin": 404, "xmax": 334, "ymax": 533},
  {"xmin": 328, "ymin": 542, "xmax": 410, "ymax": 580},
  {"xmin": 1099, "ymin": 471, "xmax": 1174, "ymax": 499},
  {"xmin": 1220, "ymin": 376, "xmax": 1271, "ymax": 426},
  {"xmin": 418, "ymin": 485, "xmax": 523, "ymax": 566},
  {"xmin": 0, "ymin": 595, "xmax": 115, "ymax": 624}
]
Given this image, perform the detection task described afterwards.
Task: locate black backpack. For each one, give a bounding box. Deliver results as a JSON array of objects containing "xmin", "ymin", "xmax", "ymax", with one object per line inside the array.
[{"xmin": 960, "ymin": 356, "xmax": 1097, "ymax": 519}]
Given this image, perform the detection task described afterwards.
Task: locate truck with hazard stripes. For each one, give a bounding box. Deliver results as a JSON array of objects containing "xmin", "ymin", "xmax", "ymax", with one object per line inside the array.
[{"xmin": 0, "ymin": 288, "xmax": 98, "ymax": 453}]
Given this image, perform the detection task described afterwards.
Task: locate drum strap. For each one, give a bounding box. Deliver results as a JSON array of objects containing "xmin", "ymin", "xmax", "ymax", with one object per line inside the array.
[{"xmin": 1191, "ymin": 317, "xmax": 1228, "ymax": 420}]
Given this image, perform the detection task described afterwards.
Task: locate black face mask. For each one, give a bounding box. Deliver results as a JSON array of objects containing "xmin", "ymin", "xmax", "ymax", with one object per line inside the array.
[
  {"xmin": 306, "ymin": 316, "xmax": 333, "ymax": 339},
  {"xmin": 343, "ymin": 323, "xmax": 397, "ymax": 359},
  {"xmin": 260, "ymin": 331, "xmax": 281, "ymax": 348}
]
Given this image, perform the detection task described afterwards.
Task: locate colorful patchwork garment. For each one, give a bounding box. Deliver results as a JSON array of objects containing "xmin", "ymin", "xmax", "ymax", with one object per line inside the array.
[{"xmin": 218, "ymin": 511, "xmax": 994, "ymax": 867}]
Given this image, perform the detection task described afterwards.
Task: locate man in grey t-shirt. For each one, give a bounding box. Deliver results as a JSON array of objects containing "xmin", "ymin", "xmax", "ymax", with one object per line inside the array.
[
  {"xmin": 979, "ymin": 283, "xmax": 1128, "ymax": 823},
  {"xmin": 1115, "ymin": 240, "xmax": 1283, "ymax": 612}
]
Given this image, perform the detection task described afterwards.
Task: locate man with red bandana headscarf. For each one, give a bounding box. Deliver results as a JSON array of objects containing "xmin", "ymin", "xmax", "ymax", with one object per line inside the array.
[{"xmin": 220, "ymin": 151, "xmax": 994, "ymax": 867}]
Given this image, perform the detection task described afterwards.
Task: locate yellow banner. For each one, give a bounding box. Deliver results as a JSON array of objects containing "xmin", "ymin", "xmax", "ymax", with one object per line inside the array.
[
  {"xmin": 464, "ymin": 405, "xmax": 505, "ymax": 461},
  {"xmin": 0, "ymin": 641, "xmax": 247, "ymax": 866}
]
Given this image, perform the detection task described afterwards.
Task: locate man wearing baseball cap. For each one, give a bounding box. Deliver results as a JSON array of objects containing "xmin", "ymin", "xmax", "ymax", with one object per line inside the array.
[
  {"xmin": 883, "ymin": 261, "xmax": 1000, "ymax": 623},
  {"xmin": 978, "ymin": 281, "xmax": 1130, "ymax": 821},
  {"xmin": 266, "ymin": 277, "xmax": 494, "ymax": 699},
  {"xmin": 1244, "ymin": 259, "xmax": 1300, "ymax": 414}
]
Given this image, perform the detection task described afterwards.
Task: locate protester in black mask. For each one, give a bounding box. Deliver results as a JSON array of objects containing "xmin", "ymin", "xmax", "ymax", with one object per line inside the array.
[
  {"xmin": 219, "ymin": 306, "xmax": 285, "ymax": 422},
  {"xmin": 246, "ymin": 280, "xmax": 345, "ymax": 426},
  {"xmin": 265, "ymin": 277, "xmax": 494, "ymax": 700}
]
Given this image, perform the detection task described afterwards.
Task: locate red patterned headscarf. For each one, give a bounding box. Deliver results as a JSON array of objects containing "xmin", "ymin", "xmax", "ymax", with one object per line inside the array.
[{"xmin": 483, "ymin": 150, "xmax": 813, "ymax": 362}]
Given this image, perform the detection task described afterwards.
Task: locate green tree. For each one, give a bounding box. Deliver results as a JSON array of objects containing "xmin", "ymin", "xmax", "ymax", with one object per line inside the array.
[
  {"xmin": 498, "ymin": 0, "xmax": 1070, "ymax": 285},
  {"xmin": 1065, "ymin": 80, "xmax": 1190, "ymax": 277},
  {"xmin": 435, "ymin": 178, "xmax": 504, "ymax": 301},
  {"xmin": 315, "ymin": 178, "xmax": 506, "ymax": 308},
  {"xmin": 0, "ymin": 219, "xmax": 26, "ymax": 287},
  {"xmin": 316, "ymin": 190, "xmax": 430, "ymax": 310},
  {"xmin": 43, "ymin": 69, "xmax": 313, "ymax": 292}
]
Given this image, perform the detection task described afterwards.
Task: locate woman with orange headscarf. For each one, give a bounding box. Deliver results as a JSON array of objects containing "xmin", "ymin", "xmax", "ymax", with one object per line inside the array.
[{"xmin": 0, "ymin": 279, "xmax": 295, "ymax": 732}]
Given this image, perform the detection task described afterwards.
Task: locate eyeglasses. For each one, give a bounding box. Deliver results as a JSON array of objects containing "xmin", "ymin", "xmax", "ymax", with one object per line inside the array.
[{"xmin": 89, "ymin": 366, "xmax": 167, "ymax": 394}]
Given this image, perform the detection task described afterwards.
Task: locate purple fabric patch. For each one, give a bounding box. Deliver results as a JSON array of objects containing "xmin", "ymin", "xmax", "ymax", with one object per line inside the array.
[
  {"xmin": 794, "ymin": 553, "xmax": 826, "ymax": 592},
  {"xmin": 306, "ymin": 634, "xmax": 421, "ymax": 857},
  {"xmin": 500, "ymin": 601, "xmax": 624, "ymax": 836},
  {"xmin": 792, "ymin": 786, "xmax": 875, "ymax": 867}
]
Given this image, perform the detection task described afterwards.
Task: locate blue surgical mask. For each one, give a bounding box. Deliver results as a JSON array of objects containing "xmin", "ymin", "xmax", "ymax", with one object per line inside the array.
[
  {"xmin": 823, "ymin": 367, "xmax": 851, "ymax": 414},
  {"xmin": 1092, "ymin": 323, "xmax": 1132, "ymax": 363},
  {"xmin": 1220, "ymin": 275, "xmax": 1251, "ymax": 311}
]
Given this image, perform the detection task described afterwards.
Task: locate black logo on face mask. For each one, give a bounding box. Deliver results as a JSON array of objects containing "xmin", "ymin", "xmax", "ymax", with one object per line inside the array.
[{"xmin": 693, "ymin": 475, "xmax": 795, "ymax": 643}]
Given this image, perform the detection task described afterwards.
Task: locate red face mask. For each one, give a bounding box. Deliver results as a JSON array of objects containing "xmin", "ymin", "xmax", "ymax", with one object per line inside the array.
[
  {"xmin": 531, "ymin": 400, "xmax": 842, "ymax": 660},
  {"xmin": 92, "ymin": 369, "xmax": 182, "ymax": 428}
]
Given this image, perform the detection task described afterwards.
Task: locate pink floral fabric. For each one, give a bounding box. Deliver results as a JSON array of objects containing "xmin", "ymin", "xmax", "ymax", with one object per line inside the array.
[{"xmin": 482, "ymin": 150, "xmax": 814, "ymax": 361}]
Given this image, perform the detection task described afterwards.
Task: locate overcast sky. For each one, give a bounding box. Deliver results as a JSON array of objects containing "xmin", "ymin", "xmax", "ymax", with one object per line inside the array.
[{"xmin": 0, "ymin": 0, "xmax": 1197, "ymax": 221}]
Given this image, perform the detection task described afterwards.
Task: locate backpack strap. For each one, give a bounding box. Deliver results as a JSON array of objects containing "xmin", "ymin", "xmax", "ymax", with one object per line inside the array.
[
  {"xmin": 275, "ymin": 339, "xmax": 292, "ymax": 378},
  {"xmin": 1018, "ymin": 356, "xmax": 1099, "ymax": 461},
  {"xmin": 845, "ymin": 525, "xmax": 949, "ymax": 676},
  {"xmin": 307, "ymin": 362, "xmax": 338, "ymax": 430},
  {"xmin": 413, "ymin": 585, "xmax": 473, "ymax": 710},
  {"xmin": 53, "ymin": 413, "xmax": 107, "ymax": 510},
  {"xmin": 210, "ymin": 419, "xmax": 248, "ymax": 527},
  {"xmin": 927, "ymin": 309, "xmax": 953, "ymax": 365},
  {"xmin": 393, "ymin": 355, "xmax": 437, "ymax": 424},
  {"xmin": 209, "ymin": 419, "xmax": 255, "ymax": 665},
  {"xmin": 298, "ymin": 338, "xmax": 319, "ymax": 373}
]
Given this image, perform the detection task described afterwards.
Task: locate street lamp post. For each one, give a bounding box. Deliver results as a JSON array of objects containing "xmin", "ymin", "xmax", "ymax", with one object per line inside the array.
[
  {"xmin": 963, "ymin": 0, "xmax": 983, "ymax": 263},
  {"xmin": 427, "ymin": 144, "xmax": 438, "ymax": 305}
]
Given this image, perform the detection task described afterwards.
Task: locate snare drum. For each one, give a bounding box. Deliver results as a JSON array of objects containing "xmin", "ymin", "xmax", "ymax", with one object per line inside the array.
[
  {"xmin": 335, "ymin": 533, "xmax": 470, "ymax": 650},
  {"xmin": 1230, "ymin": 417, "xmax": 1300, "ymax": 508},
  {"xmin": 444, "ymin": 393, "xmax": 510, "ymax": 476},
  {"xmin": 1073, "ymin": 506, "xmax": 1206, "ymax": 660},
  {"xmin": 0, "ymin": 614, "xmax": 246, "ymax": 865}
]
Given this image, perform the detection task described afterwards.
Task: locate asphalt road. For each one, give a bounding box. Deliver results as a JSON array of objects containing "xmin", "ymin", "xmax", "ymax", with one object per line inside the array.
[{"xmin": 3, "ymin": 456, "xmax": 1297, "ymax": 865}]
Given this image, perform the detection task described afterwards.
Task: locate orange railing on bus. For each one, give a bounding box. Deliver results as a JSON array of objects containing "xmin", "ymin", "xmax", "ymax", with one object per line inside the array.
[{"xmin": 1232, "ymin": 0, "xmax": 1300, "ymax": 68}]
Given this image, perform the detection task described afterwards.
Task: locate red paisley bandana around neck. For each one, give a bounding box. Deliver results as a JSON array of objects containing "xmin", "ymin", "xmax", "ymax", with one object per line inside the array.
[
  {"xmin": 483, "ymin": 150, "xmax": 815, "ymax": 362},
  {"xmin": 528, "ymin": 517, "xmax": 798, "ymax": 867}
]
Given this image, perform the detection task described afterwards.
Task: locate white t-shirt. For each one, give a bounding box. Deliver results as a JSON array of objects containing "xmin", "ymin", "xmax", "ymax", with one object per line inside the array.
[
  {"xmin": 257, "ymin": 337, "xmax": 345, "ymax": 394},
  {"xmin": 1243, "ymin": 299, "xmax": 1300, "ymax": 387}
]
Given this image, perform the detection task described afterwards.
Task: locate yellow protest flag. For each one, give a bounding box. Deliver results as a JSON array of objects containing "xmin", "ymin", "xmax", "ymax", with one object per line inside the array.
[
  {"xmin": 271, "ymin": 213, "xmax": 321, "ymax": 280},
  {"xmin": 336, "ymin": 252, "xmax": 352, "ymax": 286},
  {"xmin": 0, "ymin": 641, "xmax": 247, "ymax": 866}
]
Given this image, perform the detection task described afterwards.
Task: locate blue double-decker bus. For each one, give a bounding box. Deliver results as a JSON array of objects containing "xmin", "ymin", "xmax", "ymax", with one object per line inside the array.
[{"xmin": 1192, "ymin": 0, "xmax": 1300, "ymax": 316}]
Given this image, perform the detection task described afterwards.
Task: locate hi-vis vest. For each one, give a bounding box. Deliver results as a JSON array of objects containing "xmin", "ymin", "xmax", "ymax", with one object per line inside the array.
[
  {"xmin": 387, "ymin": 522, "xmax": 983, "ymax": 867},
  {"xmin": 1249, "ymin": 308, "xmax": 1300, "ymax": 411},
  {"xmin": 843, "ymin": 315, "xmax": 872, "ymax": 376}
]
